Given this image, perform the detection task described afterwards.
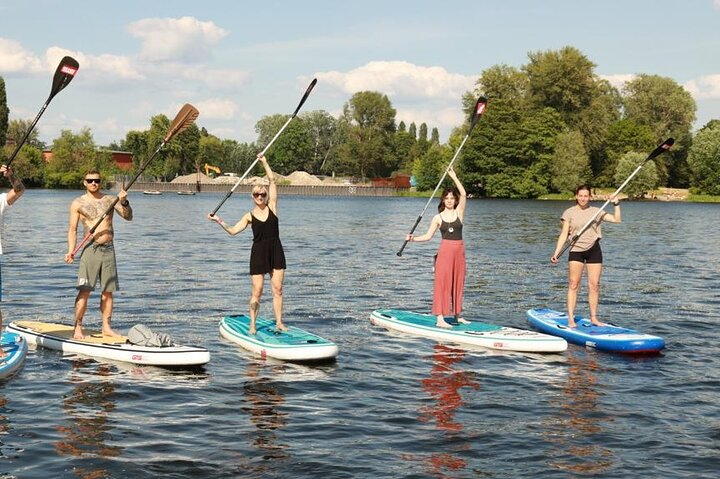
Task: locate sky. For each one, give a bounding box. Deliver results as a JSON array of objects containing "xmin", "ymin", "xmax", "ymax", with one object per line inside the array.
[{"xmin": 1, "ymin": 0, "xmax": 719, "ymax": 148}]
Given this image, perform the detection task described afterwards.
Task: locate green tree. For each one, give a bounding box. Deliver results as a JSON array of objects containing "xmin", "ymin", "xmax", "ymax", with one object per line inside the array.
[
  {"xmin": 255, "ymin": 114, "xmax": 313, "ymax": 174},
  {"xmin": 1, "ymin": 144, "xmax": 44, "ymax": 186},
  {"xmin": 44, "ymin": 128, "xmax": 114, "ymax": 188},
  {"xmin": 338, "ymin": 91, "xmax": 397, "ymax": 178},
  {"xmin": 0, "ymin": 77, "xmax": 8, "ymax": 150},
  {"xmin": 524, "ymin": 46, "xmax": 597, "ymax": 125},
  {"xmin": 408, "ymin": 122, "xmax": 417, "ymax": 139},
  {"xmin": 430, "ymin": 127, "xmax": 440, "ymax": 145},
  {"xmin": 199, "ymin": 135, "xmax": 225, "ymax": 175},
  {"xmin": 474, "ymin": 64, "xmax": 528, "ymax": 102},
  {"xmin": 302, "ymin": 110, "xmax": 338, "ymax": 174},
  {"xmin": 613, "ymin": 151, "xmax": 659, "ymax": 198},
  {"xmin": 6, "ymin": 119, "xmax": 44, "ymax": 149},
  {"xmin": 597, "ymin": 119, "xmax": 655, "ymax": 186},
  {"xmin": 687, "ymin": 122, "xmax": 720, "ymax": 195},
  {"xmin": 413, "ymin": 143, "xmax": 450, "ymax": 190},
  {"xmin": 551, "ymin": 130, "xmax": 591, "ymax": 194},
  {"xmin": 622, "ymin": 74, "xmax": 696, "ymax": 186}
]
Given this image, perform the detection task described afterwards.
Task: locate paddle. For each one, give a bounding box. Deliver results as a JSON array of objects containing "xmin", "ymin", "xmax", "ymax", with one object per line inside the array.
[
  {"xmin": 209, "ymin": 78, "xmax": 318, "ymax": 217},
  {"xmin": 68, "ymin": 103, "xmax": 200, "ymax": 259},
  {"xmin": 553, "ymin": 137, "xmax": 675, "ymax": 260},
  {"xmin": 396, "ymin": 96, "xmax": 488, "ymax": 257},
  {"xmin": 5, "ymin": 56, "xmax": 79, "ymax": 167}
]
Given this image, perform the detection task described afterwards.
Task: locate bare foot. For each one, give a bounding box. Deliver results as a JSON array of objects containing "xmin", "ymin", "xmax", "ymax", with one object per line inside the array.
[
  {"xmin": 73, "ymin": 325, "xmax": 85, "ymax": 340},
  {"xmin": 567, "ymin": 317, "xmax": 577, "ymax": 329},
  {"xmin": 0, "ymin": 351, "xmax": 6, "ymax": 360},
  {"xmin": 436, "ymin": 319, "xmax": 453, "ymax": 329},
  {"xmin": 590, "ymin": 318, "xmax": 606, "ymax": 327},
  {"xmin": 102, "ymin": 328, "xmax": 123, "ymax": 338},
  {"xmin": 249, "ymin": 327, "xmax": 257, "ymax": 335},
  {"xmin": 456, "ymin": 318, "xmax": 470, "ymax": 324},
  {"xmin": 275, "ymin": 322, "xmax": 288, "ymax": 332}
]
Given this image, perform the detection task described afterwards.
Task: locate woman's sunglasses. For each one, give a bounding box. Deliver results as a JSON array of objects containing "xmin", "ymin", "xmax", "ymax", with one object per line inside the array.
[
  {"xmin": 252, "ymin": 192, "xmax": 267, "ymax": 198},
  {"xmin": 85, "ymin": 178, "xmax": 102, "ymax": 184}
]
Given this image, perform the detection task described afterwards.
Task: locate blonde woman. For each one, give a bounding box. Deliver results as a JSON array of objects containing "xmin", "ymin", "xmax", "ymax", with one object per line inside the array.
[{"xmin": 209, "ymin": 154, "xmax": 287, "ymax": 335}]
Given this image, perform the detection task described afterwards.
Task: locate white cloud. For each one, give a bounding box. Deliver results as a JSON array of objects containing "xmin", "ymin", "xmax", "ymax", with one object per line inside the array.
[
  {"xmin": 127, "ymin": 16, "xmax": 228, "ymax": 62},
  {"xmin": 0, "ymin": 38, "xmax": 44, "ymax": 73},
  {"xmin": 684, "ymin": 74, "xmax": 720, "ymax": 99},
  {"xmin": 599, "ymin": 73, "xmax": 637, "ymax": 90},
  {"xmin": 194, "ymin": 98, "xmax": 238, "ymax": 120},
  {"xmin": 715, "ymin": 0, "xmax": 720, "ymax": 10},
  {"xmin": 316, "ymin": 61, "xmax": 476, "ymax": 100}
]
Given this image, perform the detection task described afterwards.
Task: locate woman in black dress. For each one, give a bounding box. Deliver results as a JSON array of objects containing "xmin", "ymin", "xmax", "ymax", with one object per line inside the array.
[{"xmin": 208, "ymin": 153, "xmax": 287, "ymax": 335}]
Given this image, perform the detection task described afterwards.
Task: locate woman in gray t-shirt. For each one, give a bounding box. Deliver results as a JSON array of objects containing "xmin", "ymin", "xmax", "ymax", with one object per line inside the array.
[{"xmin": 550, "ymin": 185, "xmax": 621, "ymax": 328}]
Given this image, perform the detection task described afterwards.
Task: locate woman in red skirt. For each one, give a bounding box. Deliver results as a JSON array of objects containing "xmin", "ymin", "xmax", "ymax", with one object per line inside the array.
[{"xmin": 406, "ymin": 166, "xmax": 469, "ymax": 329}]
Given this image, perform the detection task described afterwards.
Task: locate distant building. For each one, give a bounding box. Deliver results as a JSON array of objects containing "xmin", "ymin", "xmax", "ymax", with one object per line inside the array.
[
  {"xmin": 42, "ymin": 150, "xmax": 134, "ymax": 171},
  {"xmin": 371, "ymin": 173, "xmax": 411, "ymax": 188}
]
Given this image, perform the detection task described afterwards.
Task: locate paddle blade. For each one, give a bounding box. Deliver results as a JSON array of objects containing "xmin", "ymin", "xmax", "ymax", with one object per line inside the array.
[
  {"xmin": 646, "ymin": 138, "xmax": 674, "ymax": 161},
  {"xmin": 291, "ymin": 78, "xmax": 318, "ymax": 117},
  {"xmin": 469, "ymin": 96, "xmax": 488, "ymax": 130},
  {"xmin": 49, "ymin": 56, "xmax": 79, "ymax": 101},
  {"xmin": 163, "ymin": 104, "xmax": 200, "ymax": 142}
]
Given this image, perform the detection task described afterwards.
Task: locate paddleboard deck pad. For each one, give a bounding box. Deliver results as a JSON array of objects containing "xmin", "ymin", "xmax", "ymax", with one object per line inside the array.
[
  {"xmin": 370, "ymin": 309, "xmax": 567, "ymax": 353},
  {"xmin": 526, "ymin": 308, "xmax": 665, "ymax": 354},
  {"xmin": 219, "ymin": 315, "xmax": 338, "ymax": 362},
  {"xmin": 8, "ymin": 321, "xmax": 210, "ymax": 366},
  {"xmin": 0, "ymin": 332, "xmax": 28, "ymax": 379}
]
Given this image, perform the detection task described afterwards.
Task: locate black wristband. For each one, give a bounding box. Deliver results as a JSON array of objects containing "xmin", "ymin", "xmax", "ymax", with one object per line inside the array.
[{"xmin": 121, "ymin": 200, "xmax": 130, "ymax": 207}]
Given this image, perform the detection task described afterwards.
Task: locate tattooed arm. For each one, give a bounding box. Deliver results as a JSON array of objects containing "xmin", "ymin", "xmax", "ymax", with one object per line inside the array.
[{"xmin": 1, "ymin": 165, "xmax": 25, "ymax": 205}]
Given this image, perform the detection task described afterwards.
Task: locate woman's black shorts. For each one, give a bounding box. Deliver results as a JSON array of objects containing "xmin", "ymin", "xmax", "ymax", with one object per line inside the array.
[{"xmin": 568, "ymin": 239, "xmax": 603, "ymax": 264}]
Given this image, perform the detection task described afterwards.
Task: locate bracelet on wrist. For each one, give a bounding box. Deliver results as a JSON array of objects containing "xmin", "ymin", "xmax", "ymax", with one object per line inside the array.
[{"xmin": 121, "ymin": 200, "xmax": 130, "ymax": 207}]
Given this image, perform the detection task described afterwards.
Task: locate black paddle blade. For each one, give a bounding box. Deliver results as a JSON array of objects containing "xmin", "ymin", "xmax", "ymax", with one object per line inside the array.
[
  {"xmin": 291, "ymin": 78, "xmax": 318, "ymax": 117},
  {"xmin": 163, "ymin": 104, "xmax": 200, "ymax": 142},
  {"xmin": 646, "ymin": 138, "xmax": 674, "ymax": 161},
  {"xmin": 49, "ymin": 56, "xmax": 79, "ymax": 101},
  {"xmin": 469, "ymin": 96, "xmax": 488, "ymax": 130}
]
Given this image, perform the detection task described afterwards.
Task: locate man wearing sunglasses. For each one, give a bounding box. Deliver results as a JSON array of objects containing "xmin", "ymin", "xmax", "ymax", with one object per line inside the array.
[
  {"xmin": 0, "ymin": 164, "xmax": 25, "ymax": 358},
  {"xmin": 64, "ymin": 170, "xmax": 132, "ymax": 340}
]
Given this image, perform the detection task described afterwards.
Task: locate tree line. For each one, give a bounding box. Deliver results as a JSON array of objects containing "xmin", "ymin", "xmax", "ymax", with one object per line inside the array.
[{"xmin": 2, "ymin": 46, "xmax": 719, "ymax": 196}]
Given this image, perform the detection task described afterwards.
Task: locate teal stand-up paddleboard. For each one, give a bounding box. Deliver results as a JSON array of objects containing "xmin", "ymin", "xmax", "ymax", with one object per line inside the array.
[
  {"xmin": 0, "ymin": 332, "xmax": 28, "ymax": 380},
  {"xmin": 219, "ymin": 315, "xmax": 338, "ymax": 362},
  {"xmin": 370, "ymin": 309, "xmax": 567, "ymax": 353}
]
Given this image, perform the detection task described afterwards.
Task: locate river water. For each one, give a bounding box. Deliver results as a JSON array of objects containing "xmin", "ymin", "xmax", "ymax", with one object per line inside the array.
[{"xmin": 0, "ymin": 191, "xmax": 718, "ymax": 478}]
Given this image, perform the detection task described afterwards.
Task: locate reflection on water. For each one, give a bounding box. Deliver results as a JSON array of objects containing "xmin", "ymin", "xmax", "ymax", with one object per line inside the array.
[
  {"xmin": 418, "ymin": 344, "xmax": 480, "ymax": 478},
  {"xmin": 545, "ymin": 350, "xmax": 614, "ymax": 475},
  {"xmin": 236, "ymin": 361, "xmax": 290, "ymax": 474},
  {"xmin": 55, "ymin": 360, "xmax": 122, "ymax": 479}
]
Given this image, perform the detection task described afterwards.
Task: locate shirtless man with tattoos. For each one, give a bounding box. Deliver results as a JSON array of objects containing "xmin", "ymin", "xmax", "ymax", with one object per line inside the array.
[
  {"xmin": 0, "ymin": 165, "xmax": 25, "ymax": 359},
  {"xmin": 64, "ymin": 170, "xmax": 132, "ymax": 340}
]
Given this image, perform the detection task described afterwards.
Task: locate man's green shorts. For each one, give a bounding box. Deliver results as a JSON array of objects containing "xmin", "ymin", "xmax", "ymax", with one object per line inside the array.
[{"xmin": 77, "ymin": 241, "xmax": 119, "ymax": 292}]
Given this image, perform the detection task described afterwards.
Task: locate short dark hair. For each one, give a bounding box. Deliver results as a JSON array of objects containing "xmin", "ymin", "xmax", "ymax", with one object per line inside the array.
[{"xmin": 84, "ymin": 169, "xmax": 101, "ymax": 178}]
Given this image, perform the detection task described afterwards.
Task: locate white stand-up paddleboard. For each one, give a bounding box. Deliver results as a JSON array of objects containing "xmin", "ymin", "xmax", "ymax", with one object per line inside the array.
[
  {"xmin": 0, "ymin": 332, "xmax": 28, "ymax": 380},
  {"xmin": 370, "ymin": 309, "xmax": 567, "ymax": 353},
  {"xmin": 8, "ymin": 321, "xmax": 210, "ymax": 367},
  {"xmin": 219, "ymin": 315, "xmax": 338, "ymax": 362}
]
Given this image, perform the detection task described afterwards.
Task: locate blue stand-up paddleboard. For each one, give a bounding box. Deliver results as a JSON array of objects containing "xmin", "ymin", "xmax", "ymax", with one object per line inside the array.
[
  {"xmin": 526, "ymin": 308, "xmax": 665, "ymax": 354},
  {"xmin": 0, "ymin": 332, "xmax": 28, "ymax": 380},
  {"xmin": 219, "ymin": 315, "xmax": 339, "ymax": 362},
  {"xmin": 370, "ymin": 309, "xmax": 567, "ymax": 353}
]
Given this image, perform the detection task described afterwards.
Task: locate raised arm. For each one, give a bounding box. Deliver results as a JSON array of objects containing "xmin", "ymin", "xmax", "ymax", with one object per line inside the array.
[
  {"xmin": 602, "ymin": 196, "xmax": 622, "ymax": 224},
  {"xmin": 1, "ymin": 165, "xmax": 25, "ymax": 205},
  {"xmin": 447, "ymin": 166, "xmax": 467, "ymax": 221},
  {"xmin": 258, "ymin": 154, "xmax": 278, "ymax": 213}
]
